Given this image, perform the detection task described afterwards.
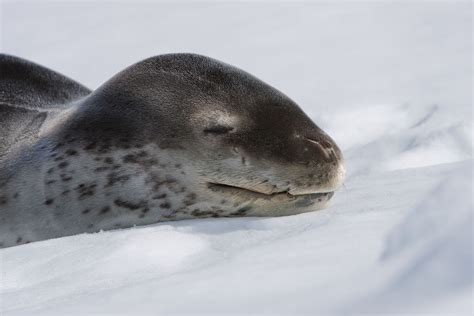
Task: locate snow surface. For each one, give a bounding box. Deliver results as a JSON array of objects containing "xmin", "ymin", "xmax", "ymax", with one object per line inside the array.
[{"xmin": 0, "ymin": 1, "xmax": 472, "ymax": 315}]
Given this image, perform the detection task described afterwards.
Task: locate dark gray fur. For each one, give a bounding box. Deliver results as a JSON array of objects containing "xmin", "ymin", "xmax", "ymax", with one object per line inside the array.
[{"xmin": 0, "ymin": 55, "xmax": 90, "ymax": 158}]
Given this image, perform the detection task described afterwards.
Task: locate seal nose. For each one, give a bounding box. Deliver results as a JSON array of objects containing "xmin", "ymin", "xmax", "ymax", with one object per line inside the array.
[{"xmin": 304, "ymin": 137, "xmax": 338, "ymax": 162}]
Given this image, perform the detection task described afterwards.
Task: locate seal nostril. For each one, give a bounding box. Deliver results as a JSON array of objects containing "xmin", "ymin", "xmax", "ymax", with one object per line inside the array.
[{"xmin": 304, "ymin": 137, "xmax": 334, "ymax": 162}]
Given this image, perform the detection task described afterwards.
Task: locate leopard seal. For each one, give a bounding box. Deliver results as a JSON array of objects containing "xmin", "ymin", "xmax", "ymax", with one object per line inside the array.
[{"xmin": 0, "ymin": 53, "xmax": 345, "ymax": 248}]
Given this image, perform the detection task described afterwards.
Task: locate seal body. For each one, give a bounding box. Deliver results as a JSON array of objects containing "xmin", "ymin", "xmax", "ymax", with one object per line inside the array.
[{"xmin": 0, "ymin": 54, "xmax": 345, "ymax": 248}]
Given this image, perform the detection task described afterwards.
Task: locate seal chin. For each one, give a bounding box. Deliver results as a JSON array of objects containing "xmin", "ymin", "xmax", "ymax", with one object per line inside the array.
[{"xmin": 288, "ymin": 163, "xmax": 346, "ymax": 195}]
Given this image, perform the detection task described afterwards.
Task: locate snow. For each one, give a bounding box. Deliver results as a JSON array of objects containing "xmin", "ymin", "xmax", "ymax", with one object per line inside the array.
[{"xmin": 1, "ymin": 1, "xmax": 472, "ymax": 315}]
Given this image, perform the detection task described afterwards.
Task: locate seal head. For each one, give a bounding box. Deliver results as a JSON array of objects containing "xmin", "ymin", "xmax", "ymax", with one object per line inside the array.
[{"xmin": 65, "ymin": 54, "xmax": 345, "ymax": 216}]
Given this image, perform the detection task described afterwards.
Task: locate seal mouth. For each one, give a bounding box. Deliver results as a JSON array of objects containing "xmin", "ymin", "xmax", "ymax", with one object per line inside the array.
[{"xmin": 207, "ymin": 182, "xmax": 334, "ymax": 202}]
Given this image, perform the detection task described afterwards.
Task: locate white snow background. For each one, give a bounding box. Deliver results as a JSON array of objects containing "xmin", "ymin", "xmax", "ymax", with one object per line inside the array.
[{"xmin": 0, "ymin": 1, "xmax": 472, "ymax": 315}]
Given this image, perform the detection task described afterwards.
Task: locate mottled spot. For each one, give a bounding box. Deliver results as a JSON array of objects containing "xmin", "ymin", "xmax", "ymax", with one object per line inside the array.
[
  {"xmin": 75, "ymin": 182, "xmax": 97, "ymax": 199},
  {"xmin": 46, "ymin": 180, "xmax": 56, "ymax": 185},
  {"xmin": 230, "ymin": 207, "xmax": 251, "ymax": 216},
  {"xmin": 98, "ymin": 142, "xmax": 111, "ymax": 154},
  {"xmin": 0, "ymin": 196, "xmax": 7, "ymax": 205},
  {"xmin": 184, "ymin": 193, "xmax": 197, "ymax": 206},
  {"xmin": 45, "ymin": 198, "xmax": 54, "ymax": 205},
  {"xmin": 82, "ymin": 209, "xmax": 91, "ymax": 214},
  {"xmin": 85, "ymin": 142, "xmax": 97, "ymax": 150},
  {"xmin": 65, "ymin": 149, "xmax": 78, "ymax": 156},
  {"xmin": 104, "ymin": 157, "xmax": 114, "ymax": 164},
  {"xmin": 106, "ymin": 172, "xmax": 130, "ymax": 187},
  {"xmin": 123, "ymin": 152, "xmax": 157, "ymax": 167},
  {"xmin": 46, "ymin": 167, "xmax": 55, "ymax": 174},
  {"xmin": 16, "ymin": 237, "xmax": 22, "ymax": 244},
  {"xmin": 58, "ymin": 161, "xmax": 69, "ymax": 169},
  {"xmin": 94, "ymin": 166, "xmax": 110, "ymax": 172},
  {"xmin": 114, "ymin": 199, "xmax": 147, "ymax": 211},
  {"xmin": 99, "ymin": 206, "xmax": 111, "ymax": 214},
  {"xmin": 123, "ymin": 154, "xmax": 138, "ymax": 164},
  {"xmin": 62, "ymin": 190, "xmax": 70, "ymax": 196},
  {"xmin": 61, "ymin": 174, "xmax": 73, "ymax": 182},
  {"xmin": 160, "ymin": 202, "xmax": 171, "ymax": 209},
  {"xmin": 152, "ymin": 193, "xmax": 167, "ymax": 200},
  {"xmin": 149, "ymin": 177, "xmax": 177, "ymax": 192},
  {"xmin": 54, "ymin": 156, "xmax": 64, "ymax": 161},
  {"xmin": 191, "ymin": 209, "xmax": 220, "ymax": 217}
]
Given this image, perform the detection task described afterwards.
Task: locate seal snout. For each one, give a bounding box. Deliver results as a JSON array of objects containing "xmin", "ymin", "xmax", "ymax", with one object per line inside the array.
[
  {"xmin": 280, "ymin": 132, "xmax": 345, "ymax": 196},
  {"xmin": 304, "ymin": 137, "xmax": 339, "ymax": 163}
]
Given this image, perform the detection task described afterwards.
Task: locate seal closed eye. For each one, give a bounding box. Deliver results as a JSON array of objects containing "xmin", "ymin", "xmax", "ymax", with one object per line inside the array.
[
  {"xmin": 203, "ymin": 125, "xmax": 234, "ymax": 135},
  {"xmin": 0, "ymin": 53, "xmax": 345, "ymax": 248}
]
